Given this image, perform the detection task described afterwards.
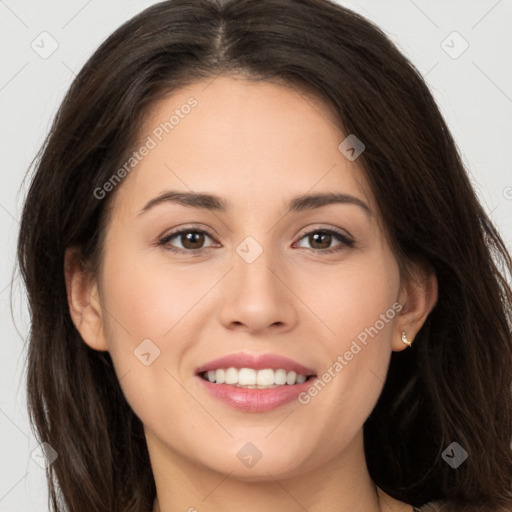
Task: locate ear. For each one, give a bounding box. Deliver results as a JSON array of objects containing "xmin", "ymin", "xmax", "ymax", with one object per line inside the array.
[
  {"xmin": 64, "ymin": 247, "xmax": 108, "ymax": 351},
  {"xmin": 392, "ymin": 261, "xmax": 438, "ymax": 351}
]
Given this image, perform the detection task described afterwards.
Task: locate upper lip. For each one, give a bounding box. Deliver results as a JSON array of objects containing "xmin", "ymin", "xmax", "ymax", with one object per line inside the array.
[{"xmin": 195, "ymin": 352, "xmax": 316, "ymax": 376}]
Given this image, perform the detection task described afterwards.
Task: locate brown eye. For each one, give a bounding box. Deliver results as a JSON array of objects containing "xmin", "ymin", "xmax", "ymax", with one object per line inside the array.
[
  {"xmin": 159, "ymin": 228, "xmax": 216, "ymax": 253},
  {"xmin": 180, "ymin": 231, "xmax": 206, "ymax": 249},
  {"xmin": 308, "ymin": 231, "xmax": 333, "ymax": 250},
  {"xmin": 294, "ymin": 228, "xmax": 354, "ymax": 253}
]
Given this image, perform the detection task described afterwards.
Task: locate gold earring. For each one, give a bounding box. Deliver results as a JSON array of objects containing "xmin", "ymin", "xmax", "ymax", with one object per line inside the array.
[{"xmin": 401, "ymin": 331, "xmax": 412, "ymax": 347}]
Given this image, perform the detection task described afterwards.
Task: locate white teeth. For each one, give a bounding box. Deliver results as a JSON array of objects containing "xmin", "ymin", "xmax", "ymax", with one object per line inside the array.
[
  {"xmin": 225, "ymin": 367, "xmax": 238, "ymax": 385},
  {"xmin": 203, "ymin": 367, "xmax": 311, "ymax": 387},
  {"xmin": 239, "ymin": 368, "xmax": 257, "ymax": 386},
  {"xmin": 256, "ymin": 369, "xmax": 274, "ymax": 386},
  {"xmin": 286, "ymin": 371, "xmax": 297, "ymax": 385},
  {"xmin": 274, "ymin": 369, "xmax": 287, "ymax": 385},
  {"xmin": 215, "ymin": 368, "xmax": 225, "ymax": 384}
]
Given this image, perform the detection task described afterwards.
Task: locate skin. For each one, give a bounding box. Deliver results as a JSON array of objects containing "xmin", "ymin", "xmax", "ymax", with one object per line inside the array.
[{"xmin": 65, "ymin": 75, "xmax": 437, "ymax": 512}]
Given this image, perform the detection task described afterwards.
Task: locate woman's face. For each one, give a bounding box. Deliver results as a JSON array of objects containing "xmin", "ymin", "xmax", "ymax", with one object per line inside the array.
[{"xmin": 77, "ymin": 75, "xmax": 414, "ymax": 480}]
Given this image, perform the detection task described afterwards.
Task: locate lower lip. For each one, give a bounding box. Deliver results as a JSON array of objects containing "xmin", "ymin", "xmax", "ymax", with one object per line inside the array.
[{"xmin": 196, "ymin": 375, "xmax": 316, "ymax": 412}]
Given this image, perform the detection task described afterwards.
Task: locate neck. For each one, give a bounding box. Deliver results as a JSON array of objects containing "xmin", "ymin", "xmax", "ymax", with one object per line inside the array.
[{"xmin": 148, "ymin": 429, "xmax": 386, "ymax": 512}]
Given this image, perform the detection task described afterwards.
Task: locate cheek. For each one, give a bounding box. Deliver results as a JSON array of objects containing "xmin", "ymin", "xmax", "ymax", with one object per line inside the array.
[
  {"xmin": 300, "ymin": 251, "xmax": 399, "ymax": 421},
  {"xmin": 100, "ymin": 240, "xmax": 206, "ymax": 340},
  {"xmin": 303, "ymin": 250, "xmax": 400, "ymax": 353},
  {"xmin": 96, "ymin": 242, "xmax": 195, "ymax": 424}
]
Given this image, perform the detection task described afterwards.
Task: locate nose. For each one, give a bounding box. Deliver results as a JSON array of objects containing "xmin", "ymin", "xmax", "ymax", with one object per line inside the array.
[{"xmin": 218, "ymin": 241, "xmax": 298, "ymax": 335}]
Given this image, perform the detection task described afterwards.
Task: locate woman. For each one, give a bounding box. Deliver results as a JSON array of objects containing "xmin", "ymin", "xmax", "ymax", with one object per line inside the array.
[{"xmin": 16, "ymin": 0, "xmax": 512, "ymax": 511}]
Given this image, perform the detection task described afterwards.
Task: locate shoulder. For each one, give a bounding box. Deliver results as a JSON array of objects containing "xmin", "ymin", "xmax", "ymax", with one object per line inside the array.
[
  {"xmin": 413, "ymin": 501, "xmax": 444, "ymax": 511},
  {"xmin": 377, "ymin": 488, "xmax": 444, "ymax": 512}
]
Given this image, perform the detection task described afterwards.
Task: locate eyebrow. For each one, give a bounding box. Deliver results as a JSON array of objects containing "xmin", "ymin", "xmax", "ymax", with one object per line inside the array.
[{"xmin": 139, "ymin": 190, "xmax": 372, "ymax": 216}]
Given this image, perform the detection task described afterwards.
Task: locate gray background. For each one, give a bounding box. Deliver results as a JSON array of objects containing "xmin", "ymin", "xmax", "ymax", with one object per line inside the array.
[{"xmin": 1, "ymin": 0, "xmax": 511, "ymax": 510}]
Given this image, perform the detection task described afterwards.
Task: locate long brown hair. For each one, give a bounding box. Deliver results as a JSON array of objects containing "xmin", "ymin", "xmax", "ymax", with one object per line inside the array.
[{"xmin": 16, "ymin": 0, "xmax": 512, "ymax": 510}]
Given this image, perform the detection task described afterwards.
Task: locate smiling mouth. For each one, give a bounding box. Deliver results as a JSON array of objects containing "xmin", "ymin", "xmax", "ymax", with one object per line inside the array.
[{"xmin": 198, "ymin": 368, "xmax": 317, "ymax": 389}]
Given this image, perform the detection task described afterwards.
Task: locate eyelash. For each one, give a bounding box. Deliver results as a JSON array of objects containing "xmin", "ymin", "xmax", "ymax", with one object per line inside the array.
[{"xmin": 157, "ymin": 225, "xmax": 355, "ymax": 255}]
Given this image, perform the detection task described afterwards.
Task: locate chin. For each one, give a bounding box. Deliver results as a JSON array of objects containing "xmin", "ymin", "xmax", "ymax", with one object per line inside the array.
[{"xmin": 200, "ymin": 448, "xmax": 312, "ymax": 482}]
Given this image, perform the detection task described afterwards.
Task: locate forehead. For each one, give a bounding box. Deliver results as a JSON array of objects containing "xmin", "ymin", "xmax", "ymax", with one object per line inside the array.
[{"xmin": 110, "ymin": 75, "xmax": 374, "ymax": 217}]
